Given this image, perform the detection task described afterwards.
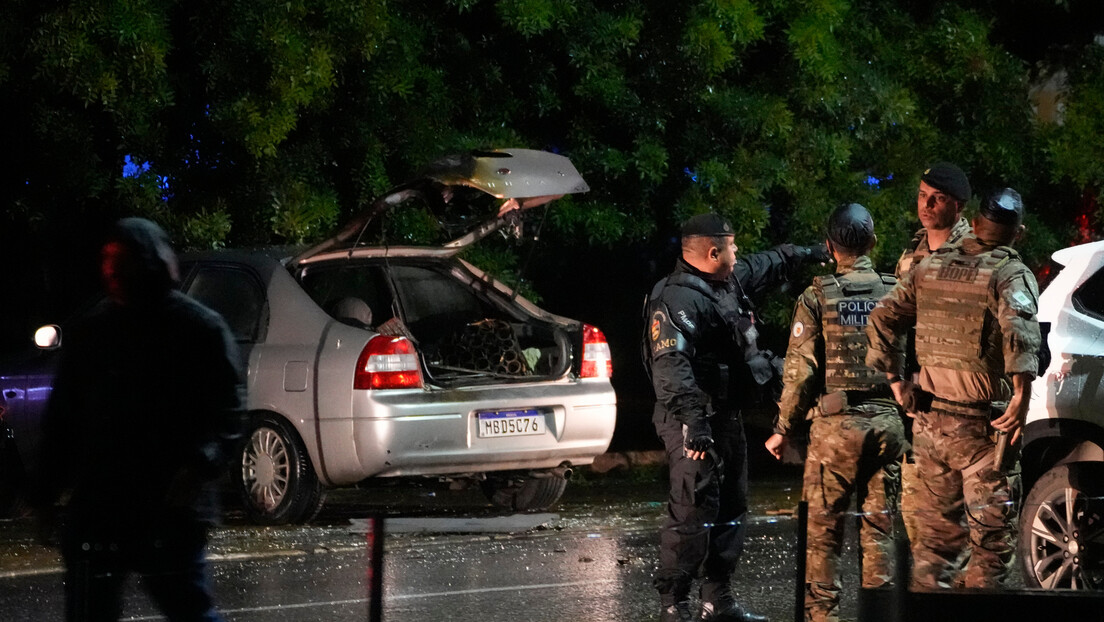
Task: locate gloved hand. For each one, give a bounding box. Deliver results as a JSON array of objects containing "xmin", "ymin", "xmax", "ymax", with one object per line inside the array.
[
  {"xmin": 683, "ymin": 419, "xmax": 714, "ymax": 460},
  {"xmin": 803, "ymin": 243, "xmax": 832, "ymax": 264}
]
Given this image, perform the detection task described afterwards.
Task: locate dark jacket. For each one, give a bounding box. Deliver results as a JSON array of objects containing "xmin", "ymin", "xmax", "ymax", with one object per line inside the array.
[
  {"xmin": 39, "ymin": 220, "xmax": 245, "ymax": 526},
  {"xmin": 646, "ymin": 244, "xmax": 812, "ymax": 427}
]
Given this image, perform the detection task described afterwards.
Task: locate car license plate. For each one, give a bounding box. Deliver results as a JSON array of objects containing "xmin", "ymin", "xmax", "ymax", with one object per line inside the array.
[{"xmin": 477, "ymin": 409, "xmax": 545, "ymax": 438}]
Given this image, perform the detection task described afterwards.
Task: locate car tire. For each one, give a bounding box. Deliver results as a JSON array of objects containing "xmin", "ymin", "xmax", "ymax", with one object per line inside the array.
[
  {"xmin": 481, "ymin": 474, "xmax": 567, "ymax": 512},
  {"xmin": 1019, "ymin": 462, "xmax": 1104, "ymax": 589},
  {"xmin": 236, "ymin": 414, "xmax": 325, "ymax": 525}
]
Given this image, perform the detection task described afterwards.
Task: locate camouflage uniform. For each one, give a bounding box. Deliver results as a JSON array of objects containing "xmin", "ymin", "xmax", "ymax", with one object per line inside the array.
[
  {"xmin": 895, "ymin": 217, "xmax": 972, "ymax": 278},
  {"xmin": 775, "ymin": 255, "xmax": 908, "ymax": 622},
  {"xmin": 867, "ymin": 235, "xmax": 1040, "ymax": 589},
  {"xmin": 894, "ymin": 216, "xmax": 972, "ymax": 550}
]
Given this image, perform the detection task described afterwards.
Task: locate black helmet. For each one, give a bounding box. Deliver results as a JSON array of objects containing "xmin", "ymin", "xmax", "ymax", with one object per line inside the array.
[
  {"xmin": 827, "ymin": 203, "xmax": 875, "ymax": 251},
  {"xmin": 979, "ymin": 188, "xmax": 1024, "ymax": 227}
]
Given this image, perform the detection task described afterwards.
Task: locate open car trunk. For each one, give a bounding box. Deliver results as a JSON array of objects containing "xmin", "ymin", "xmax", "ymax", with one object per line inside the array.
[
  {"xmin": 386, "ymin": 260, "xmax": 577, "ymax": 385},
  {"xmin": 298, "ymin": 257, "xmax": 579, "ymax": 387},
  {"xmin": 292, "ymin": 148, "xmax": 591, "ymax": 387}
]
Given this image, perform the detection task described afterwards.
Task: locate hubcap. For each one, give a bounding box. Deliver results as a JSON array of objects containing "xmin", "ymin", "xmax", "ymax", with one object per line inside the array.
[
  {"xmin": 242, "ymin": 427, "xmax": 290, "ymax": 511},
  {"xmin": 1028, "ymin": 484, "xmax": 1104, "ymax": 589}
]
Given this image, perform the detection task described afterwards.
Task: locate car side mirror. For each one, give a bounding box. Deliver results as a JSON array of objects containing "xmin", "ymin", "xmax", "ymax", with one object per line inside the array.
[{"xmin": 34, "ymin": 325, "xmax": 61, "ymax": 350}]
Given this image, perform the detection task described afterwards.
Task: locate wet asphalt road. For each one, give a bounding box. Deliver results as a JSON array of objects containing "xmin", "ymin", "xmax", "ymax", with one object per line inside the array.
[{"xmin": 0, "ymin": 468, "xmax": 862, "ymax": 621}]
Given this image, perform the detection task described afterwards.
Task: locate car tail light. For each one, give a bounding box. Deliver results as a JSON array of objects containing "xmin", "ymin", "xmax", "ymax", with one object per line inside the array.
[
  {"xmin": 581, "ymin": 324, "xmax": 613, "ymax": 378},
  {"xmin": 354, "ymin": 335, "xmax": 424, "ymax": 390}
]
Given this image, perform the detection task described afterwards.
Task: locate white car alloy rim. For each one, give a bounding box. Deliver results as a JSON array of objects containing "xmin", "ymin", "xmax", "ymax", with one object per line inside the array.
[
  {"xmin": 1028, "ymin": 485, "xmax": 1104, "ymax": 589},
  {"xmin": 243, "ymin": 427, "xmax": 290, "ymax": 511}
]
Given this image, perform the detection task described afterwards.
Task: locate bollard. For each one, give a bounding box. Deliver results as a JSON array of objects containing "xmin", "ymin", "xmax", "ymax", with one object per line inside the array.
[
  {"xmin": 892, "ymin": 529, "xmax": 910, "ymax": 622},
  {"xmin": 366, "ymin": 514, "xmax": 385, "ymax": 622},
  {"xmin": 795, "ymin": 500, "xmax": 808, "ymax": 622}
]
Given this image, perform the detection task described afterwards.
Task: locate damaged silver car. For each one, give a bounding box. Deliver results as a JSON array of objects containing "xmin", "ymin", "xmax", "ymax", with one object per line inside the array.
[{"xmin": 7, "ymin": 149, "xmax": 617, "ymax": 525}]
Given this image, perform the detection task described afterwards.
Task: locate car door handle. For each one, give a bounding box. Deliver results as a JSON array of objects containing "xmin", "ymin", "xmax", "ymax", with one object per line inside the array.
[{"xmin": 3, "ymin": 390, "xmax": 20, "ymax": 399}]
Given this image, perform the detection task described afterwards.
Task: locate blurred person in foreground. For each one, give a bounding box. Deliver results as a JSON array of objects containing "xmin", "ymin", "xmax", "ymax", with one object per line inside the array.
[
  {"xmin": 866, "ymin": 189, "xmax": 1039, "ymax": 589},
  {"xmin": 766, "ymin": 203, "xmax": 907, "ymax": 621},
  {"xmin": 644, "ymin": 212, "xmax": 830, "ymax": 622},
  {"xmin": 36, "ymin": 217, "xmax": 245, "ymax": 621}
]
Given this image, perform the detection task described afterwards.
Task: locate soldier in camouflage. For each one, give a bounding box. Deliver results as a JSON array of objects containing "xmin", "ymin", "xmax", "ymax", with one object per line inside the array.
[
  {"xmin": 866, "ymin": 188, "xmax": 1040, "ymax": 589},
  {"xmin": 895, "ymin": 162, "xmax": 974, "ymax": 553},
  {"xmin": 896, "ymin": 162, "xmax": 974, "ymax": 278},
  {"xmin": 765, "ymin": 204, "xmax": 908, "ymax": 622},
  {"xmin": 646, "ymin": 213, "xmax": 829, "ymax": 622}
]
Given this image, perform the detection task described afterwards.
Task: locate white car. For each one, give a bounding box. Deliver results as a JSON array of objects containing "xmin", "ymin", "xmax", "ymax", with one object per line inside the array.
[{"xmin": 1020, "ymin": 239, "xmax": 1104, "ymax": 589}]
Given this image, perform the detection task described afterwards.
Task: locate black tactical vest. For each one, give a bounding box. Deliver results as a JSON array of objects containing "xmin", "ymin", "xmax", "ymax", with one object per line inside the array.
[{"xmin": 644, "ymin": 271, "xmax": 764, "ymax": 398}]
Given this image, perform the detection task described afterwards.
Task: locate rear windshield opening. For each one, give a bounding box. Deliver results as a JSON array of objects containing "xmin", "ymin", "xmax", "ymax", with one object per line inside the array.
[
  {"xmin": 299, "ymin": 261, "xmax": 570, "ymax": 384},
  {"xmin": 388, "ymin": 264, "xmax": 569, "ymax": 384}
]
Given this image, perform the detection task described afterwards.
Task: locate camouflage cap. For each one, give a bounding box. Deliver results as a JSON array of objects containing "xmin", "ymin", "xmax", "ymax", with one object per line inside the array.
[
  {"xmin": 681, "ymin": 213, "xmax": 734, "ymax": 238},
  {"xmin": 920, "ymin": 162, "xmax": 971, "ymax": 202}
]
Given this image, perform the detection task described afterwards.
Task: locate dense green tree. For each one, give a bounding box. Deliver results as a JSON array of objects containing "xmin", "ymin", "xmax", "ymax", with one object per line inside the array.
[{"xmin": 1, "ymin": 0, "xmax": 1101, "ymax": 339}]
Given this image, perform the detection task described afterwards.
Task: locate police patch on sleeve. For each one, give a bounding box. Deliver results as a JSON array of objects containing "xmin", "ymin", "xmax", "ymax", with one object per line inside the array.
[
  {"xmin": 1011, "ymin": 289, "xmax": 1035, "ymax": 310},
  {"xmin": 792, "ymin": 321, "xmax": 804, "ymax": 338},
  {"xmin": 650, "ymin": 308, "xmax": 689, "ymax": 356}
]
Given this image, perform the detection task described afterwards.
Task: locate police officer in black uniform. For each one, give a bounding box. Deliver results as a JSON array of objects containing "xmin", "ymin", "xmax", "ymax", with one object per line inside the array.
[{"xmin": 646, "ymin": 213, "xmax": 829, "ymax": 622}]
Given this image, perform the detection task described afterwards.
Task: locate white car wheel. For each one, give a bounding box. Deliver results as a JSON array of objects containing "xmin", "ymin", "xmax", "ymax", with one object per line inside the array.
[{"xmin": 1020, "ymin": 463, "xmax": 1104, "ymax": 589}]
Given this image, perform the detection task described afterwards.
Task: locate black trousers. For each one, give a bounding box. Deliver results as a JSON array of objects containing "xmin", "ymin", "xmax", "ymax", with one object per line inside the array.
[
  {"xmin": 653, "ymin": 407, "xmax": 749, "ymax": 602},
  {"xmin": 62, "ymin": 517, "xmax": 223, "ymax": 622}
]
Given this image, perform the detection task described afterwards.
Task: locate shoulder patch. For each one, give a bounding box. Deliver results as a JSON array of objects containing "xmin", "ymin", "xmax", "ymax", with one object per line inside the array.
[
  {"xmin": 1011, "ymin": 289, "xmax": 1034, "ymax": 309},
  {"xmin": 650, "ymin": 310, "xmax": 665, "ymax": 342},
  {"xmin": 792, "ymin": 321, "xmax": 804, "ymax": 338}
]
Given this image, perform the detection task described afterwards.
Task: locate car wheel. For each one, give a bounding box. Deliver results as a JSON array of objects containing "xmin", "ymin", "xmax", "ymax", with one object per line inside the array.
[
  {"xmin": 481, "ymin": 474, "xmax": 567, "ymax": 512},
  {"xmin": 236, "ymin": 415, "xmax": 325, "ymax": 525},
  {"xmin": 1019, "ymin": 462, "xmax": 1104, "ymax": 589}
]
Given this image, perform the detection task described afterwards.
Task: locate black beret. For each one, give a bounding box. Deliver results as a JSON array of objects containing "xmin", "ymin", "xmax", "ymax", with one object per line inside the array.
[
  {"xmin": 681, "ymin": 213, "xmax": 734, "ymax": 238},
  {"xmin": 980, "ymin": 188, "xmax": 1024, "ymax": 227},
  {"xmin": 920, "ymin": 162, "xmax": 971, "ymax": 202},
  {"xmin": 827, "ymin": 203, "xmax": 874, "ymax": 250}
]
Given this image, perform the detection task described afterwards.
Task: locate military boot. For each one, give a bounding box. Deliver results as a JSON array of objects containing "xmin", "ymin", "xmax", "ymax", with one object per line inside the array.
[{"xmin": 661, "ymin": 601, "xmax": 694, "ymax": 622}]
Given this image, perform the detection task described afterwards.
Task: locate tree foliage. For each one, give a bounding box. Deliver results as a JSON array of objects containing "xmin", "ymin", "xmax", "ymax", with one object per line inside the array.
[{"xmin": 1, "ymin": 0, "xmax": 1102, "ymax": 328}]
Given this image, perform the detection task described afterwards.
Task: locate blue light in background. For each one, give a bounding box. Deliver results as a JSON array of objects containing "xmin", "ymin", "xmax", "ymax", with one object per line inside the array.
[
  {"xmin": 122, "ymin": 155, "xmax": 150, "ymax": 178},
  {"xmin": 863, "ymin": 173, "xmax": 894, "ymax": 188},
  {"xmin": 683, "ymin": 167, "xmax": 698, "ymax": 182},
  {"xmin": 122, "ymin": 155, "xmax": 172, "ymax": 200}
]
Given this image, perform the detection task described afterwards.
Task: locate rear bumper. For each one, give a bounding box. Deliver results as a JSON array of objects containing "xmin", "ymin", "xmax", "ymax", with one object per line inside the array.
[{"xmin": 318, "ymin": 380, "xmax": 617, "ymax": 484}]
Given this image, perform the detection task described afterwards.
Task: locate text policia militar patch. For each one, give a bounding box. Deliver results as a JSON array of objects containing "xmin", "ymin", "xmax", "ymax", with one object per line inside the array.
[{"xmin": 835, "ymin": 299, "xmax": 876, "ymax": 326}]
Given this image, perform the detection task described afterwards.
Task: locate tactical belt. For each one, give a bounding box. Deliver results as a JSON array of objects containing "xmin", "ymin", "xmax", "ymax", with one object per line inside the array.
[
  {"xmin": 819, "ymin": 388, "xmax": 894, "ymax": 416},
  {"xmin": 930, "ymin": 397, "xmax": 991, "ymax": 418}
]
